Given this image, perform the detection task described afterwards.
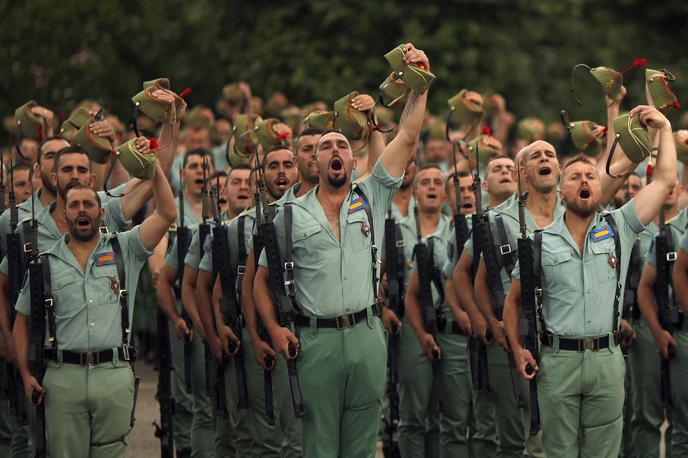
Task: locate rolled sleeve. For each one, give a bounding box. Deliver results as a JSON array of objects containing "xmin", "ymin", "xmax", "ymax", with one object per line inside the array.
[
  {"xmin": 511, "ymin": 260, "xmax": 521, "ymax": 280},
  {"xmin": 184, "ymin": 230, "xmax": 203, "ymax": 270},
  {"xmin": 15, "ymin": 275, "xmax": 30, "ymax": 316},
  {"xmin": 124, "ymin": 225, "xmax": 154, "ymax": 260},
  {"xmin": 164, "ymin": 237, "xmax": 179, "ymax": 273},
  {"xmin": 199, "ymin": 249, "xmax": 213, "ymax": 273},
  {"xmin": 620, "ymin": 200, "xmax": 646, "ymax": 235}
]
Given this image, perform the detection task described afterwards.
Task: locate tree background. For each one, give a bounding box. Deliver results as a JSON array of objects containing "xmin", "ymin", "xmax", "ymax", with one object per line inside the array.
[{"xmin": 2, "ymin": 0, "xmax": 688, "ymax": 137}]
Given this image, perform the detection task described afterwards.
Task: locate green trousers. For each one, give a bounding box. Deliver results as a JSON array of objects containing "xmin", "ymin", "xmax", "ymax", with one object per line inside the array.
[
  {"xmin": 43, "ymin": 356, "xmax": 134, "ymax": 457},
  {"xmin": 469, "ymin": 367, "xmax": 498, "ymax": 457},
  {"xmin": 397, "ymin": 316, "xmax": 438, "ymax": 457},
  {"xmin": 0, "ymin": 398, "xmax": 10, "ymax": 456},
  {"xmin": 190, "ymin": 333, "xmax": 215, "ymax": 458},
  {"xmin": 296, "ymin": 308, "xmax": 386, "ymax": 458},
  {"xmin": 628, "ymin": 318, "xmax": 673, "ymax": 457},
  {"xmin": 170, "ymin": 317, "xmax": 194, "ymax": 455},
  {"xmin": 538, "ymin": 339, "xmax": 626, "ymax": 458},
  {"xmin": 485, "ymin": 342, "xmax": 544, "ymax": 457},
  {"xmin": 671, "ymin": 326, "xmax": 688, "ymax": 455},
  {"xmin": 241, "ymin": 330, "xmax": 301, "ymax": 457},
  {"xmin": 619, "ymin": 353, "xmax": 633, "ymax": 458},
  {"xmin": 0, "ymin": 361, "xmax": 31, "ymax": 458}
]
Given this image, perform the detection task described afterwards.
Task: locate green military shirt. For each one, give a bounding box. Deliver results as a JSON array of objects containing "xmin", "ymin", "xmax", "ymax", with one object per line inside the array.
[
  {"xmin": 512, "ymin": 201, "xmax": 646, "ymax": 337},
  {"xmin": 162, "ymin": 197, "xmax": 202, "ymax": 274},
  {"xmin": 15, "ymin": 226, "xmax": 152, "ymax": 351},
  {"xmin": 441, "ymin": 215, "xmax": 473, "ymax": 278},
  {"xmin": 402, "ymin": 212, "xmax": 451, "ymax": 313},
  {"xmin": 484, "ymin": 195, "xmax": 564, "ymax": 296},
  {"xmin": 258, "ymin": 160, "xmax": 402, "ymax": 317},
  {"xmin": 389, "ymin": 196, "xmax": 416, "ymax": 223},
  {"xmin": 646, "ymin": 210, "xmax": 688, "ymax": 268}
]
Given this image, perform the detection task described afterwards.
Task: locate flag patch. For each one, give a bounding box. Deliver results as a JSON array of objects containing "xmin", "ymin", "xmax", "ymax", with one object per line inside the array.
[
  {"xmin": 590, "ymin": 225, "xmax": 614, "ymax": 243},
  {"xmin": 94, "ymin": 251, "xmax": 115, "ymax": 266},
  {"xmin": 348, "ymin": 196, "xmax": 366, "ymax": 214}
]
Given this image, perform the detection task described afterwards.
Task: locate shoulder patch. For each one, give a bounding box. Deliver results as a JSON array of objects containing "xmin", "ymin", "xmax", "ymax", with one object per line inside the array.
[{"xmin": 348, "ymin": 195, "xmax": 367, "ymax": 214}]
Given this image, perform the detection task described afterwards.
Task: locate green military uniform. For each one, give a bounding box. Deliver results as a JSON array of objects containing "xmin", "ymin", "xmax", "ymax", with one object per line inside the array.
[
  {"xmin": 15, "ymin": 225, "xmax": 152, "ymax": 457},
  {"xmin": 481, "ymin": 196, "xmax": 556, "ymax": 457},
  {"xmin": 258, "ymin": 160, "xmax": 400, "ymax": 457},
  {"xmin": 161, "ymin": 196, "xmax": 198, "ymax": 456},
  {"xmin": 164, "ymin": 203, "xmax": 217, "ymax": 458},
  {"xmin": 626, "ymin": 219, "xmax": 675, "ymax": 456},
  {"xmin": 395, "ymin": 211, "xmax": 449, "ymax": 457},
  {"xmin": 647, "ymin": 209, "xmax": 688, "ymax": 455},
  {"xmin": 512, "ymin": 201, "xmax": 646, "ymax": 457}
]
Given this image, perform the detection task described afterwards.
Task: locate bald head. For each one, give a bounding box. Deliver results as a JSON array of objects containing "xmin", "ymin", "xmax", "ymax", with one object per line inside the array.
[{"xmin": 516, "ymin": 140, "xmax": 556, "ymax": 166}]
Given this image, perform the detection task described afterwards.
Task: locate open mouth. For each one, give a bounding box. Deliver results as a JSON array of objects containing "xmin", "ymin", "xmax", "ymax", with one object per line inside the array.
[
  {"xmin": 219, "ymin": 198, "xmax": 228, "ymax": 205},
  {"xmin": 538, "ymin": 166, "xmax": 552, "ymax": 176},
  {"xmin": 236, "ymin": 193, "xmax": 249, "ymax": 201},
  {"xmin": 77, "ymin": 216, "xmax": 91, "ymax": 228},
  {"xmin": 462, "ymin": 202, "xmax": 473, "ymax": 209},
  {"xmin": 330, "ymin": 157, "xmax": 343, "ymax": 171},
  {"xmin": 275, "ymin": 176, "xmax": 288, "ymax": 187},
  {"xmin": 194, "ymin": 178, "xmax": 204, "ymax": 186},
  {"xmin": 499, "ymin": 178, "xmax": 512, "ymax": 184},
  {"xmin": 427, "ymin": 193, "xmax": 437, "ymax": 200},
  {"xmin": 579, "ymin": 187, "xmax": 591, "ymax": 199}
]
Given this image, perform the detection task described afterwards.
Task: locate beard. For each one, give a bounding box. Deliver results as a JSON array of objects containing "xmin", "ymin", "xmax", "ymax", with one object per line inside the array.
[
  {"xmin": 57, "ymin": 179, "xmax": 82, "ymax": 201},
  {"xmin": 66, "ymin": 213, "xmax": 101, "ymax": 242},
  {"xmin": 327, "ymin": 172, "xmax": 347, "ymax": 188},
  {"xmin": 566, "ymin": 198, "xmax": 596, "ymax": 218},
  {"xmin": 40, "ymin": 171, "xmax": 56, "ymax": 195}
]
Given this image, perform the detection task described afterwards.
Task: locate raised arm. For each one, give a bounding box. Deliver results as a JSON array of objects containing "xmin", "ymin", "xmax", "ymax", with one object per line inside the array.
[
  {"xmin": 379, "ymin": 44, "xmax": 429, "ymax": 178},
  {"xmin": 632, "ymin": 106, "xmax": 678, "ymax": 225},
  {"xmin": 139, "ymin": 162, "xmax": 177, "ymax": 250}
]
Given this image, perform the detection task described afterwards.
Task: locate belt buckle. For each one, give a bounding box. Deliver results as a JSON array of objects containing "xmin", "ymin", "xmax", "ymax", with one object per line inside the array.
[
  {"xmin": 580, "ymin": 337, "xmax": 600, "ymax": 352},
  {"xmin": 81, "ymin": 352, "xmax": 96, "ymax": 366},
  {"xmin": 335, "ymin": 313, "xmax": 355, "ymax": 330},
  {"xmin": 122, "ymin": 345, "xmax": 130, "ymax": 362}
]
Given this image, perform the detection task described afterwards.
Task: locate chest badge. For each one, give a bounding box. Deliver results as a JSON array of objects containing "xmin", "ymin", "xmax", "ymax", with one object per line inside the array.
[
  {"xmin": 607, "ymin": 253, "xmax": 617, "ymax": 269},
  {"xmin": 590, "ymin": 224, "xmax": 615, "ymax": 243},
  {"xmin": 109, "ymin": 276, "xmax": 120, "ymax": 296},
  {"xmin": 361, "ymin": 222, "xmax": 370, "ymax": 237}
]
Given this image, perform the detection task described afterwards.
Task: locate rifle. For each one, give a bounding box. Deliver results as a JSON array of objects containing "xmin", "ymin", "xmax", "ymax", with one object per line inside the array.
[
  {"xmin": 382, "ymin": 210, "xmax": 403, "ymax": 458},
  {"xmin": 177, "ymin": 167, "xmax": 193, "ymax": 394},
  {"xmin": 6, "ymin": 163, "xmax": 28, "ymax": 423},
  {"xmin": 621, "ymin": 184, "xmax": 638, "ymax": 349},
  {"xmin": 212, "ymin": 175, "xmax": 248, "ymax": 414},
  {"xmin": 27, "ymin": 180, "xmax": 47, "ymax": 457},
  {"xmin": 255, "ymin": 150, "xmax": 305, "ymax": 419},
  {"xmin": 199, "ymin": 157, "xmax": 214, "ymax": 396},
  {"xmin": 655, "ymin": 208, "xmax": 681, "ymax": 414},
  {"xmin": 413, "ymin": 206, "xmax": 441, "ymax": 410},
  {"xmin": 516, "ymin": 172, "xmax": 541, "ymax": 435},
  {"xmin": 153, "ymin": 307, "xmax": 175, "ymax": 457}
]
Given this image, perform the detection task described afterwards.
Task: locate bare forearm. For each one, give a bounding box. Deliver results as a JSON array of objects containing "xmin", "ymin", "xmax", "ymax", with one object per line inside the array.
[
  {"xmin": 153, "ymin": 163, "xmax": 176, "ymax": 222},
  {"xmin": 475, "ymin": 265, "xmax": 499, "ymax": 324},
  {"xmin": 0, "ymin": 277, "xmax": 12, "ymax": 338},
  {"xmin": 638, "ymin": 276, "xmax": 663, "ymax": 336},
  {"xmin": 241, "ymin": 253, "xmax": 261, "ymax": 340},
  {"xmin": 13, "ymin": 314, "xmax": 30, "ymax": 377},
  {"xmin": 195, "ymin": 270, "xmax": 219, "ymax": 340},
  {"xmin": 158, "ymin": 122, "xmax": 180, "ymax": 175},
  {"xmin": 405, "ymin": 275, "xmax": 427, "ymax": 340},
  {"xmin": 253, "ymin": 268, "xmax": 280, "ymax": 332},
  {"xmin": 121, "ymin": 179, "xmax": 153, "ymax": 221},
  {"xmin": 444, "ymin": 278, "xmax": 464, "ymax": 322},
  {"xmin": 157, "ymin": 272, "xmax": 181, "ymax": 322},
  {"xmin": 674, "ymin": 254, "xmax": 688, "ymax": 313},
  {"xmin": 452, "ymin": 255, "xmax": 484, "ymax": 322},
  {"xmin": 503, "ymin": 282, "xmax": 522, "ymax": 351},
  {"xmin": 655, "ymin": 125, "xmax": 678, "ymax": 186},
  {"xmin": 181, "ymin": 267, "xmax": 203, "ymax": 330}
]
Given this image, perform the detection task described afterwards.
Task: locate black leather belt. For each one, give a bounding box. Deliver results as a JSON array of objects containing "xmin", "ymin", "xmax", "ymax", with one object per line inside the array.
[
  {"xmin": 294, "ymin": 303, "xmax": 383, "ymax": 330},
  {"xmin": 540, "ymin": 333, "xmax": 618, "ymax": 352},
  {"xmin": 44, "ymin": 347, "xmax": 132, "ymax": 365}
]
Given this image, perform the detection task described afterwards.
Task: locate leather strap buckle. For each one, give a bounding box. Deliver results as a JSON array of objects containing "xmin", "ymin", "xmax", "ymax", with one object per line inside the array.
[
  {"xmin": 579, "ymin": 337, "xmax": 600, "ymax": 352},
  {"xmin": 499, "ymin": 244, "xmax": 512, "ymax": 255},
  {"xmin": 81, "ymin": 351, "xmax": 99, "ymax": 366},
  {"xmin": 667, "ymin": 252, "xmax": 677, "ymax": 262}
]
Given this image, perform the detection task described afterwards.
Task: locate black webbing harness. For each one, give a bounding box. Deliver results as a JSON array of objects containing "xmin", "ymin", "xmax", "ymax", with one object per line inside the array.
[{"xmin": 534, "ymin": 213, "xmax": 622, "ymax": 334}]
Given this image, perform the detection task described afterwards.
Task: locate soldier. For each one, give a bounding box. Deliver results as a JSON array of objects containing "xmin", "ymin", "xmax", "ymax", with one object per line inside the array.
[
  {"xmin": 197, "ymin": 145, "xmax": 301, "ymax": 457},
  {"xmin": 394, "ymin": 165, "xmax": 452, "ymax": 456},
  {"xmin": 390, "ymin": 159, "xmax": 416, "ymax": 221},
  {"xmin": 253, "ymin": 43, "xmax": 429, "ymax": 458},
  {"xmin": 629, "ymin": 180, "xmax": 688, "ymax": 456},
  {"xmin": 156, "ymin": 148, "xmax": 217, "ymax": 458},
  {"xmin": 670, "ymin": 206, "xmax": 688, "ymax": 455},
  {"xmin": 505, "ymin": 105, "xmax": 677, "ymax": 457},
  {"xmin": 446, "ymin": 154, "xmax": 515, "ymax": 457},
  {"xmin": 12, "ymin": 155, "xmax": 175, "ymax": 456},
  {"xmin": 6, "ymin": 163, "xmax": 32, "ymax": 206}
]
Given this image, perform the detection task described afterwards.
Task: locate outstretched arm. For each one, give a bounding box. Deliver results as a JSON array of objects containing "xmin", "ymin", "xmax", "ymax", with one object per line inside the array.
[
  {"xmin": 139, "ymin": 162, "xmax": 177, "ymax": 250},
  {"xmin": 379, "ymin": 44, "xmax": 429, "ymax": 178}
]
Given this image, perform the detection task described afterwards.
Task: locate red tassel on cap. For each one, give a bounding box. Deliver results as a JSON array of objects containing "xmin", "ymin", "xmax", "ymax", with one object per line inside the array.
[
  {"xmin": 646, "ymin": 163, "xmax": 653, "ymax": 177},
  {"xmin": 417, "ymin": 63, "xmax": 428, "ymax": 71},
  {"xmin": 276, "ymin": 132, "xmax": 290, "ymax": 141},
  {"xmin": 179, "ymin": 88, "xmax": 192, "ymax": 99},
  {"xmin": 483, "ymin": 126, "xmax": 491, "ymax": 137},
  {"xmin": 621, "ymin": 57, "xmax": 647, "ymax": 74},
  {"xmin": 674, "ymin": 101, "xmax": 682, "ymax": 110},
  {"xmin": 602, "ymin": 124, "xmax": 608, "ymax": 133},
  {"xmin": 149, "ymin": 138, "xmax": 159, "ymax": 150}
]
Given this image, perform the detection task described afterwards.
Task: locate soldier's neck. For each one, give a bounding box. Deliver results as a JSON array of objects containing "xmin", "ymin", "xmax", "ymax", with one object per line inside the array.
[
  {"xmin": 295, "ymin": 180, "xmax": 317, "ymax": 198},
  {"xmin": 563, "ymin": 211, "xmax": 596, "ymax": 251},
  {"xmin": 316, "ymin": 182, "xmax": 349, "ymax": 211},
  {"xmin": 184, "ymin": 190, "xmax": 204, "ymax": 221},
  {"xmin": 68, "ymin": 235, "xmax": 100, "ymax": 271},
  {"xmin": 418, "ymin": 208, "xmax": 441, "ymax": 237},
  {"xmin": 39, "ymin": 188, "xmax": 55, "ymax": 208},
  {"xmin": 488, "ymin": 191, "xmax": 511, "ymax": 209},
  {"xmin": 50, "ymin": 197, "xmax": 69, "ymax": 234},
  {"xmin": 525, "ymin": 189, "xmax": 557, "ymax": 227},
  {"xmin": 394, "ymin": 186, "xmax": 414, "ymax": 218}
]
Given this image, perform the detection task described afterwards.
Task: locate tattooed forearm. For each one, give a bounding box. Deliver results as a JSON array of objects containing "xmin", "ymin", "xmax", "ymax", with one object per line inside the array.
[{"xmin": 400, "ymin": 91, "xmax": 420, "ymax": 124}]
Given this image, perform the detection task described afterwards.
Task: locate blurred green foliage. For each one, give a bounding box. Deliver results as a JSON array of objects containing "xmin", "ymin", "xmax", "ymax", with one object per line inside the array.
[{"xmin": 2, "ymin": 0, "xmax": 688, "ymax": 133}]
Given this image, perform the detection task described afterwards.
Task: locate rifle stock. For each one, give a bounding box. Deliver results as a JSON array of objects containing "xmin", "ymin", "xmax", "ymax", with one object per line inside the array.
[{"xmin": 153, "ymin": 307, "xmax": 175, "ymax": 457}]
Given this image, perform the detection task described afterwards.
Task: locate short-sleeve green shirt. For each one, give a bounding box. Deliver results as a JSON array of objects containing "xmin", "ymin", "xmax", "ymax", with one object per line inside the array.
[{"xmin": 15, "ymin": 226, "xmax": 152, "ymax": 351}]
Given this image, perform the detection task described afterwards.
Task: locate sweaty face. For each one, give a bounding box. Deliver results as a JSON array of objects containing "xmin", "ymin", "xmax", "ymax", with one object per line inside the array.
[
  {"xmin": 182, "ymin": 155, "xmax": 214, "ymax": 197},
  {"xmin": 316, "ymin": 132, "xmax": 355, "ymax": 189},
  {"xmin": 52, "ymin": 153, "xmax": 93, "ymax": 201},
  {"xmin": 226, "ymin": 168, "xmax": 251, "ymax": 214},
  {"xmin": 485, "ymin": 157, "xmax": 516, "ymax": 200},
  {"xmin": 295, "ymin": 134, "xmax": 321, "ymax": 185},
  {"xmin": 521, "ymin": 141, "xmax": 560, "ymax": 194},
  {"xmin": 263, "ymin": 149, "xmax": 298, "ymax": 200},
  {"xmin": 560, "ymin": 162, "xmax": 601, "ymax": 218},
  {"xmin": 38, "ymin": 139, "xmax": 68, "ymax": 195},
  {"xmin": 65, "ymin": 188, "xmax": 103, "ymax": 242},
  {"xmin": 448, "ymin": 174, "xmax": 476, "ymax": 214},
  {"xmin": 414, "ymin": 168, "xmax": 447, "ymax": 212}
]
